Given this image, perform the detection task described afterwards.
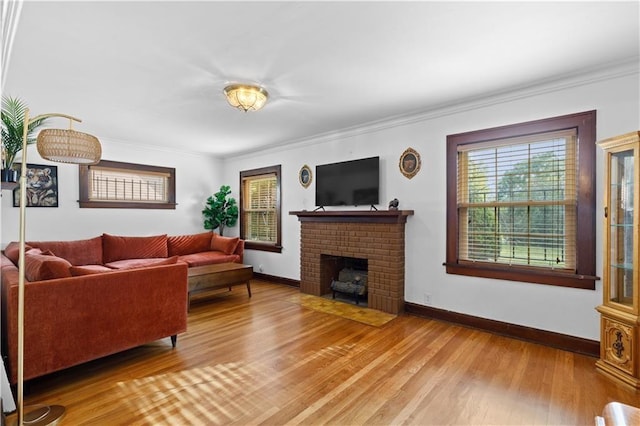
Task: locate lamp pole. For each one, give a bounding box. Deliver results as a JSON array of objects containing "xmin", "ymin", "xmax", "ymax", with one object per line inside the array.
[{"xmin": 14, "ymin": 109, "xmax": 85, "ymax": 426}]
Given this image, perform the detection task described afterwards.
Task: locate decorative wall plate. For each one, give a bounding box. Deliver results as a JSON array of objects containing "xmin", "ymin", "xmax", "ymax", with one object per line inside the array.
[
  {"xmin": 299, "ymin": 164, "xmax": 312, "ymax": 188},
  {"xmin": 399, "ymin": 147, "xmax": 421, "ymax": 179}
]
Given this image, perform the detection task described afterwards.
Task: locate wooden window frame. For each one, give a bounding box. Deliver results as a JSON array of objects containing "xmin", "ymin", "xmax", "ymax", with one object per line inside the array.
[
  {"xmin": 445, "ymin": 111, "xmax": 598, "ymax": 289},
  {"xmin": 240, "ymin": 165, "xmax": 282, "ymax": 253},
  {"xmin": 79, "ymin": 160, "xmax": 176, "ymax": 209}
]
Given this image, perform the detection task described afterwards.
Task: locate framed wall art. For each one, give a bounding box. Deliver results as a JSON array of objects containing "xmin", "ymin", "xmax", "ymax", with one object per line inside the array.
[
  {"xmin": 13, "ymin": 164, "xmax": 59, "ymax": 207},
  {"xmin": 299, "ymin": 164, "xmax": 312, "ymax": 188},
  {"xmin": 399, "ymin": 147, "xmax": 421, "ymax": 179}
]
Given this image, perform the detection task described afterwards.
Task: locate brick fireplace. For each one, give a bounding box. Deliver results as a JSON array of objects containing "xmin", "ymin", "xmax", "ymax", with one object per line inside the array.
[{"xmin": 290, "ymin": 210, "xmax": 413, "ymax": 314}]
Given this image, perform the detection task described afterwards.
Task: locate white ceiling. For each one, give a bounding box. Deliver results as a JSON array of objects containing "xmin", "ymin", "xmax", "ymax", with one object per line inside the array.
[{"xmin": 4, "ymin": 1, "xmax": 639, "ymax": 158}]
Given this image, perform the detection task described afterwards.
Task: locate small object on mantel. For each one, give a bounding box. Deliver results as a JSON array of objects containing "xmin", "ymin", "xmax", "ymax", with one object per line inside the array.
[{"xmin": 388, "ymin": 198, "xmax": 399, "ymax": 210}]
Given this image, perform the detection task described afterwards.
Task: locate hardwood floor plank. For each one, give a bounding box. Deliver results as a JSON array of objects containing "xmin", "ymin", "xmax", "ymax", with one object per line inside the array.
[{"xmin": 6, "ymin": 281, "xmax": 639, "ymax": 425}]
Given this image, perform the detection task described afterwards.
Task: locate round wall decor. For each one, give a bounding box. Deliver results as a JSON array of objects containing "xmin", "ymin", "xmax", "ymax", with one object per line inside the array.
[
  {"xmin": 299, "ymin": 164, "xmax": 312, "ymax": 188},
  {"xmin": 399, "ymin": 147, "xmax": 421, "ymax": 179}
]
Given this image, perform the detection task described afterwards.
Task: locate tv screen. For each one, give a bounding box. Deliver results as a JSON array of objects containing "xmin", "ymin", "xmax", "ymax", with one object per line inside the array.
[{"xmin": 315, "ymin": 156, "xmax": 379, "ymax": 207}]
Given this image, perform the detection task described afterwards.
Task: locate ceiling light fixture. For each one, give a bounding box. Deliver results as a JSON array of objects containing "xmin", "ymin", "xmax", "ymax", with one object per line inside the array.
[{"xmin": 223, "ymin": 84, "xmax": 268, "ymax": 112}]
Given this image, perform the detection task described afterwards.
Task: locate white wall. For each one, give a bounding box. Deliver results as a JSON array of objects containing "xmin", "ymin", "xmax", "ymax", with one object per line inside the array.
[
  {"xmin": 223, "ymin": 68, "xmax": 639, "ymax": 341},
  {"xmin": 1, "ymin": 139, "xmax": 223, "ymax": 243},
  {"xmin": 2, "ymin": 68, "xmax": 637, "ymax": 341}
]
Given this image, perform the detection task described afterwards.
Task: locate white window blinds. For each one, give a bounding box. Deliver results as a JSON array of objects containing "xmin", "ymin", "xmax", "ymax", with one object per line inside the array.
[
  {"xmin": 457, "ymin": 129, "xmax": 577, "ymax": 270},
  {"xmin": 243, "ymin": 173, "xmax": 277, "ymax": 243},
  {"xmin": 89, "ymin": 166, "xmax": 170, "ymax": 203}
]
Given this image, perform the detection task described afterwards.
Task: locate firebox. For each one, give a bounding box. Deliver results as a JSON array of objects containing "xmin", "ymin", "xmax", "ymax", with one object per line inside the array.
[{"xmin": 321, "ymin": 255, "xmax": 368, "ymax": 305}]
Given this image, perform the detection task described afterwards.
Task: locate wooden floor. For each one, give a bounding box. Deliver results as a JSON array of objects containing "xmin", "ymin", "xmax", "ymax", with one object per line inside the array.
[{"xmin": 8, "ymin": 280, "xmax": 640, "ymax": 425}]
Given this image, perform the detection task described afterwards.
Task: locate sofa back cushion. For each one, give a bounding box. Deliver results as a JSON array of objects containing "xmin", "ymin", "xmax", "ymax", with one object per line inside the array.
[
  {"xmin": 27, "ymin": 236, "xmax": 103, "ymax": 266},
  {"xmin": 24, "ymin": 248, "xmax": 72, "ymax": 281},
  {"xmin": 211, "ymin": 234, "xmax": 240, "ymax": 255},
  {"xmin": 102, "ymin": 234, "xmax": 168, "ymax": 263},
  {"xmin": 167, "ymin": 232, "xmax": 213, "ymax": 256}
]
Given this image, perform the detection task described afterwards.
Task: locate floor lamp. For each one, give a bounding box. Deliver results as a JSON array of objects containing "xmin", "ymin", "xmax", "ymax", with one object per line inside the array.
[{"xmin": 10, "ymin": 108, "xmax": 101, "ymax": 426}]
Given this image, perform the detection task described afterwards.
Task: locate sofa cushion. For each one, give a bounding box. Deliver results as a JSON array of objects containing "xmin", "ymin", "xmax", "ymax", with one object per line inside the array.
[
  {"xmin": 24, "ymin": 248, "xmax": 72, "ymax": 281},
  {"xmin": 105, "ymin": 255, "xmax": 179, "ymax": 270},
  {"xmin": 27, "ymin": 236, "xmax": 103, "ymax": 266},
  {"xmin": 178, "ymin": 251, "xmax": 240, "ymax": 267},
  {"xmin": 211, "ymin": 234, "xmax": 240, "ymax": 255},
  {"xmin": 69, "ymin": 265, "xmax": 114, "ymax": 276},
  {"xmin": 102, "ymin": 234, "xmax": 168, "ymax": 263},
  {"xmin": 167, "ymin": 232, "xmax": 213, "ymax": 256},
  {"xmin": 3, "ymin": 242, "xmax": 33, "ymax": 265}
]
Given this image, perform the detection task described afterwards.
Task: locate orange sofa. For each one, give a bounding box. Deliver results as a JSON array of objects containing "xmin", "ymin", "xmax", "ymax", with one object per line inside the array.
[{"xmin": 0, "ymin": 231, "xmax": 244, "ymax": 384}]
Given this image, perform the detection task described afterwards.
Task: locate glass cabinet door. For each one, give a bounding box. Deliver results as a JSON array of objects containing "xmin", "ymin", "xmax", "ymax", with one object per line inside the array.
[{"xmin": 609, "ymin": 149, "xmax": 634, "ymax": 306}]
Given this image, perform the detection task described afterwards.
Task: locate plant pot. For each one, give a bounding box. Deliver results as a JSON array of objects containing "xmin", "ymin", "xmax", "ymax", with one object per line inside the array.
[{"xmin": 1, "ymin": 168, "xmax": 18, "ymax": 183}]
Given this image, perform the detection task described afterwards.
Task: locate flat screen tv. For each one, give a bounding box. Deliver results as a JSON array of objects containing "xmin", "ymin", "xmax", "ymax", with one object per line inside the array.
[{"xmin": 315, "ymin": 156, "xmax": 379, "ymax": 207}]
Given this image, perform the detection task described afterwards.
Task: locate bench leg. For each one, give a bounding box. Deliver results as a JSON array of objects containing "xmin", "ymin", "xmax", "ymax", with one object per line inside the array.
[
  {"xmin": 247, "ymin": 281, "xmax": 252, "ymax": 297},
  {"xmin": 171, "ymin": 335, "xmax": 177, "ymax": 348}
]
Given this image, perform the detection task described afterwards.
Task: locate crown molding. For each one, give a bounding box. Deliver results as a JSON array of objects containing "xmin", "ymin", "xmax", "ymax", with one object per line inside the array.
[{"xmin": 227, "ymin": 57, "xmax": 639, "ymax": 161}]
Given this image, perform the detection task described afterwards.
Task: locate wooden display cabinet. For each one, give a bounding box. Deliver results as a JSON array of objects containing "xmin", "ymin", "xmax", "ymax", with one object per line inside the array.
[{"xmin": 596, "ymin": 131, "xmax": 640, "ymax": 388}]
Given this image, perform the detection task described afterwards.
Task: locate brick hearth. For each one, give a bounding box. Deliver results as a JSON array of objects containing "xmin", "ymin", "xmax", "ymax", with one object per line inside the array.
[{"xmin": 290, "ymin": 211, "xmax": 413, "ymax": 314}]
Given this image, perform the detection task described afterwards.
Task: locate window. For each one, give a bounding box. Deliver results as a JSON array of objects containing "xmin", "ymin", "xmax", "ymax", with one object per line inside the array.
[
  {"xmin": 240, "ymin": 165, "xmax": 282, "ymax": 252},
  {"xmin": 445, "ymin": 111, "xmax": 597, "ymax": 289},
  {"xmin": 79, "ymin": 160, "xmax": 176, "ymax": 209}
]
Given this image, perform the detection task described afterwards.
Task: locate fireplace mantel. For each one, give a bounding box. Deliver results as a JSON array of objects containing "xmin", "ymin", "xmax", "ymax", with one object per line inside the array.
[{"xmin": 290, "ymin": 210, "xmax": 414, "ymax": 224}]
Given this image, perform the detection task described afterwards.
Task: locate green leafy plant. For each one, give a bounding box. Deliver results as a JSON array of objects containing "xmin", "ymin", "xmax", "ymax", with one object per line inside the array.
[
  {"xmin": 202, "ymin": 185, "xmax": 239, "ymax": 236},
  {"xmin": 1, "ymin": 96, "xmax": 49, "ymax": 170}
]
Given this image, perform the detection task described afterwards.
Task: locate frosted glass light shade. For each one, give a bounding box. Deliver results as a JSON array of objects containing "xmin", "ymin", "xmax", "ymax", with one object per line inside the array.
[{"xmin": 224, "ymin": 84, "xmax": 268, "ymax": 112}]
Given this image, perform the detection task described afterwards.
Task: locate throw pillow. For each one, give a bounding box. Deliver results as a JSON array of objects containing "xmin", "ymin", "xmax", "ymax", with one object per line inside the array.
[
  {"xmin": 102, "ymin": 234, "xmax": 168, "ymax": 263},
  {"xmin": 3, "ymin": 241, "xmax": 32, "ymax": 265},
  {"xmin": 24, "ymin": 248, "xmax": 73, "ymax": 281},
  {"xmin": 167, "ymin": 232, "xmax": 214, "ymax": 256},
  {"xmin": 211, "ymin": 234, "xmax": 240, "ymax": 255}
]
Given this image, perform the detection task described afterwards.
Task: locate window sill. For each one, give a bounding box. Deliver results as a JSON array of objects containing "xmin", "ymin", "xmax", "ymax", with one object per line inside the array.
[
  {"xmin": 443, "ymin": 262, "xmax": 598, "ymax": 290},
  {"xmin": 245, "ymin": 242, "xmax": 282, "ymax": 253},
  {"xmin": 79, "ymin": 201, "xmax": 177, "ymax": 209}
]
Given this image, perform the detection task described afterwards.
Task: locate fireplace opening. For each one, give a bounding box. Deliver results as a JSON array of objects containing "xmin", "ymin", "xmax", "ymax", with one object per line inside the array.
[{"xmin": 320, "ymin": 255, "xmax": 368, "ymax": 306}]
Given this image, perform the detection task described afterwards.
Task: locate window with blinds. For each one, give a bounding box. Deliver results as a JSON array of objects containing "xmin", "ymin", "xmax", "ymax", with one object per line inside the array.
[
  {"xmin": 244, "ymin": 174, "xmax": 277, "ymax": 242},
  {"xmin": 445, "ymin": 111, "xmax": 597, "ymax": 289},
  {"xmin": 79, "ymin": 160, "xmax": 176, "ymax": 209},
  {"xmin": 458, "ymin": 130, "xmax": 577, "ymax": 270},
  {"xmin": 240, "ymin": 165, "xmax": 282, "ymax": 252}
]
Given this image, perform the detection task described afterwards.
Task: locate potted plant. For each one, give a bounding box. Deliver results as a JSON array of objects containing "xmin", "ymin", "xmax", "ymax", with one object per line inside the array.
[
  {"xmin": 202, "ymin": 185, "xmax": 239, "ymax": 236},
  {"xmin": 1, "ymin": 96, "xmax": 50, "ymax": 182}
]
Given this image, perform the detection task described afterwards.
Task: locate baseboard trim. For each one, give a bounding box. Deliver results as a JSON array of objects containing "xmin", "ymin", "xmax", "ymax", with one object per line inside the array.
[
  {"xmin": 252, "ymin": 272, "xmax": 599, "ymax": 357},
  {"xmin": 253, "ymin": 272, "xmax": 300, "ymax": 288},
  {"xmin": 405, "ymin": 302, "xmax": 600, "ymax": 357}
]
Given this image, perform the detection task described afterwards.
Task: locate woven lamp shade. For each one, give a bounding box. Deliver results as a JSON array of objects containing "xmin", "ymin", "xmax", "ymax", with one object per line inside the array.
[{"xmin": 37, "ymin": 129, "xmax": 102, "ymax": 165}]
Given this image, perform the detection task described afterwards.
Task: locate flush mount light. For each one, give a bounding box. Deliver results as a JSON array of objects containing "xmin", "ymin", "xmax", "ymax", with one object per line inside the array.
[{"xmin": 223, "ymin": 84, "xmax": 268, "ymax": 112}]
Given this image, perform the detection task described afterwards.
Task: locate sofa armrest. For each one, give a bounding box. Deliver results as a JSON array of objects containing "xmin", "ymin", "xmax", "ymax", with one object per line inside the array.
[{"xmin": 235, "ymin": 239, "xmax": 245, "ymax": 263}]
